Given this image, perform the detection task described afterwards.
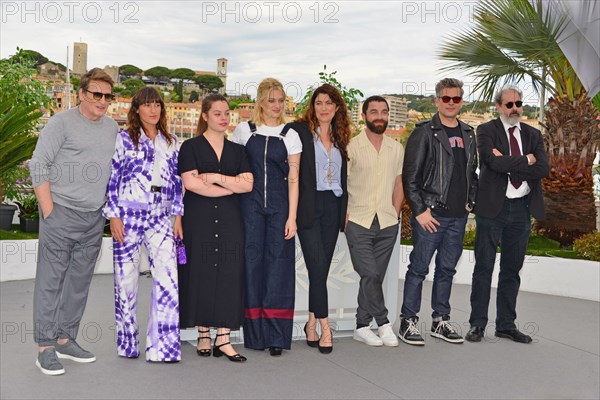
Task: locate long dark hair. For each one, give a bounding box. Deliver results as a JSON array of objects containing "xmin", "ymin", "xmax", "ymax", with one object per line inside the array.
[
  {"xmin": 297, "ymin": 84, "xmax": 351, "ymax": 160},
  {"xmin": 127, "ymin": 87, "xmax": 173, "ymax": 149},
  {"xmin": 196, "ymin": 94, "xmax": 229, "ymax": 136}
]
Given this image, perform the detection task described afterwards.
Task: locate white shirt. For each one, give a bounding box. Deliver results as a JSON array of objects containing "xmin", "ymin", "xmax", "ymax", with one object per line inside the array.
[
  {"xmin": 231, "ymin": 121, "xmax": 302, "ymax": 155},
  {"xmin": 501, "ymin": 121, "xmax": 531, "ymax": 199}
]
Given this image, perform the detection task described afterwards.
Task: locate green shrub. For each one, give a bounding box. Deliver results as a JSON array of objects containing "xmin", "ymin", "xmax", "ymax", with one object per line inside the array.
[
  {"xmin": 573, "ymin": 231, "xmax": 600, "ymax": 261},
  {"xmin": 463, "ymin": 224, "xmax": 476, "ymax": 247}
]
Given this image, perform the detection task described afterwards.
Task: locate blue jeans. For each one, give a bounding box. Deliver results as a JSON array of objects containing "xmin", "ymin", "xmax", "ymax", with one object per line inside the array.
[
  {"xmin": 469, "ymin": 197, "xmax": 531, "ymax": 331},
  {"xmin": 401, "ymin": 214, "xmax": 468, "ymax": 320}
]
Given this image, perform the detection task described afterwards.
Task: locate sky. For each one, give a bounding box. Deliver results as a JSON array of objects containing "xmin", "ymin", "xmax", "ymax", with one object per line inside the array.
[{"xmin": 0, "ymin": 0, "xmax": 524, "ymax": 102}]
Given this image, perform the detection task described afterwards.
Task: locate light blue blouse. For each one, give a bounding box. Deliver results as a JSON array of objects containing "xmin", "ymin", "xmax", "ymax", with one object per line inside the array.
[{"xmin": 314, "ymin": 127, "xmax": 343, "ymax": 197}]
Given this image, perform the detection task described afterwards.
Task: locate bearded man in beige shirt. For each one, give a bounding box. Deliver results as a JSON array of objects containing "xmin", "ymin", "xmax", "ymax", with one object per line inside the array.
[{"xmin": 346, "ymin": 96, "xmax": 404, "ymax": 347}]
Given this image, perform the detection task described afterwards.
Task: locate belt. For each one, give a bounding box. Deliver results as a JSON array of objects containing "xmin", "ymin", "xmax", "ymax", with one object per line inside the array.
[{"xmin": 150, "ymin": 185, "xmax": 162, "ymax": 193}]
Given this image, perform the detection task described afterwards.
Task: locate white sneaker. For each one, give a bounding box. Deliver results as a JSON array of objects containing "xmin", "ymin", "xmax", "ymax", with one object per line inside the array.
[
  {"xmin": 378, "ymin": 323, "xmax": 399, "ymax": 347},
  {"xmin": 353, "ymin": 327, "xmax": 383, "ymax": 346}
]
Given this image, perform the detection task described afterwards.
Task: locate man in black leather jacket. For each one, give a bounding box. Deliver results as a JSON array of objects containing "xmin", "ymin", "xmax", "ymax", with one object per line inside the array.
[{"xmin": 398, "ymin": 78, "xmax": 478, "ymax": 346}]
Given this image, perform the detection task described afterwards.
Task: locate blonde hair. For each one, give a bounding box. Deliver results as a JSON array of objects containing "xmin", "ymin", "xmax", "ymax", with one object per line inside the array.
[{"xmin": 252, "ymin": 77, "xmax": 287, "ymax": 126}]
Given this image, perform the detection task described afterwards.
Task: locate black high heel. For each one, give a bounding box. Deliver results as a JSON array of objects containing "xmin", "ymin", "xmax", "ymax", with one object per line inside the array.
[
  {"xmin": 213, "ymin": 332, "xmax": 247, "ymax": 362},
  {"xmin": 197, "ymin": 328, "xmax": 211, "ymax": 357},
  {"xmin": 304, "ymin": 322, "xmax": 319, "ymax": 348},
  {"xmin": 318, "ymin": 328, "xmax": 333, "ymax": 354}
]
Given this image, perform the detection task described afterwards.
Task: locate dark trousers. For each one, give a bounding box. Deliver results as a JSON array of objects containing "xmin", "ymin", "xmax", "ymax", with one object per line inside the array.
[
  {"xmin": 346, "ymin": 216, "xmax": 399, "ymax": 327},
  {"xmin": 401, "ymin": 214, "xmax": 468, "ymax": 320},
  {"xmin": 470, "ymin": 197, "xmax": 531, "ymax": 331},
  {"xmin": 297, "ymin": 191, "xmax": 341, "ymax": 318}
]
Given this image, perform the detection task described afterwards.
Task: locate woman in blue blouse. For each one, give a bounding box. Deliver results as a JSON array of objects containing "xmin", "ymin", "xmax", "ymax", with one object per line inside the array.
[{"xmin": 290, "ymin": 84, "xmax": 352, "ymax": 354}]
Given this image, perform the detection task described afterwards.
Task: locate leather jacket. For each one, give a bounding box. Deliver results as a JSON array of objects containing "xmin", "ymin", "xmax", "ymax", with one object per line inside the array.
[{"xmin": 403, "ymin": 113, "xmax": 478, "ymax": 217}]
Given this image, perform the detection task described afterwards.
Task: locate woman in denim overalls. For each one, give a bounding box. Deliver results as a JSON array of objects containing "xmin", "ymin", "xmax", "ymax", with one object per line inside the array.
[{"xmin": 232, "ymin": 78, "xmax": 302, "ymax": 356}]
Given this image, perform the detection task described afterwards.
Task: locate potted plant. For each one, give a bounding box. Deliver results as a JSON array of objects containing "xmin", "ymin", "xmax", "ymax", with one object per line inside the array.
[
  {"xmin": 16, "ymin": 193, "xmax": 39, "ymax": 233},
  {"xmin": 2, "ymin": 161, "xmax": 39, "ymax": 233}
]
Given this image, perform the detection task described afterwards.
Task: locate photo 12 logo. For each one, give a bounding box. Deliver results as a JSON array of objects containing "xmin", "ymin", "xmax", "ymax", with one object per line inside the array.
[
  {"xmin": 200, "ymin": 1, "xmax": 340, "ymax": 24},
  {"xmin": 1, "ymin": 1, "xmax": 140, "ymax": 24},
  {"xmin": 400, "ymin": 1, "xmax": 478, "ymax": 24}
]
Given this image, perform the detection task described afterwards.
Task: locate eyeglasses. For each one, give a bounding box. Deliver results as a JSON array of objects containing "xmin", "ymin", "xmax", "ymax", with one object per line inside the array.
[
  {"xmin": 504, "ymin": 101, "xmax": 523, "ymax": 109},
  {"xmin": 84, "ymin": 89, "xmax": 115, "ymax": 101},
  {"xmin": 439, "ymin": 96, "xmax": 462, "ymax": 104}
]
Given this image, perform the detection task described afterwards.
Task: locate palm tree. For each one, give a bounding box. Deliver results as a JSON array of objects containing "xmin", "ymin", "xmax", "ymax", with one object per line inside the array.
[
  {"xmin": 0, "ymin": 94, "xmax": 42, "ymax": 202},
  {"xmin": 439, "ymin": 0, "xmax": 600, "ymax": 246}
]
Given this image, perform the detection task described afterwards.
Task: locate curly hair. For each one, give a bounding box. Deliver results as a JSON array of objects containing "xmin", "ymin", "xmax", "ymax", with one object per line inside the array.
[
  {"xmin": 297, "ymin": 84, "xmax": 352, "ymax": 160},
  {"xmin": 127, "ymin": 87, "xmax": 173, "ymax": 149}
]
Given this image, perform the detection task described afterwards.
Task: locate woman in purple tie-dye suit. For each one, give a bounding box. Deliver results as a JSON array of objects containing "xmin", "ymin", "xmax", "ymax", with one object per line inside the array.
[{"xmin": 103, "ymin": 87, "xmax": 183, "ymax": 362}]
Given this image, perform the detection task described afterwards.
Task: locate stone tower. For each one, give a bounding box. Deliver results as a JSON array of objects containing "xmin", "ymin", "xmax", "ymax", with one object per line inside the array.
[
  {"xmin": 73, "ymin": 42, "xmax": 88, "ymax": 76},
  {"xmin": 216, "ymin": 58, "xmax": 227, "ymax": 94}
]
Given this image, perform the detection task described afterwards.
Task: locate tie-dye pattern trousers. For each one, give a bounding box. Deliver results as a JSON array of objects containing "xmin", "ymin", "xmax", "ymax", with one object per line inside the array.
[{"xmin": 112, "ymin": 199, "xmax": 180, "ymax": 362}]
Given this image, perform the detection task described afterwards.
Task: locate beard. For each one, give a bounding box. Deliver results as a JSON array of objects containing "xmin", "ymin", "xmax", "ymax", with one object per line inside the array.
[
  {"xmin": 366, "ymin": 118, "xmax": 388, "ymax": 134},
  {"xmin": 499, "ymin": 111, "xmax": 522, "ymax": 126}
]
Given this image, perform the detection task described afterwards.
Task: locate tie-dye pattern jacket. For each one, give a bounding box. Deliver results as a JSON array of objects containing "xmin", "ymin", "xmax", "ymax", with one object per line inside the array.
[{"xmin": 103, "ymin": 129, "xmax": 184, "ymax": 219}]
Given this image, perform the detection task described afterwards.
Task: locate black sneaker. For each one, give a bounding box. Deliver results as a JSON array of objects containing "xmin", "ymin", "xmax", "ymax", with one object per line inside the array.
[
  {"xmin": 430, "ymin": 319, "xmax": 464, "ymax": 343},
  {"xmin": 398, "ymin": 317, "xmax": 425, "ymax": 346}
]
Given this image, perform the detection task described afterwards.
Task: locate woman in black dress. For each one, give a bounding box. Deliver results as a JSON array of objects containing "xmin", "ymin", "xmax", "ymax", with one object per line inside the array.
[{"xmin": 178, "ymin": 94, "xmax": 253, "ymax": 362}]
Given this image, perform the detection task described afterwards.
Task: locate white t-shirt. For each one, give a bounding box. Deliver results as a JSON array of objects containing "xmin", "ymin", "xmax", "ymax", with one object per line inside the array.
[{"xmin": 232, "ymin": 121, "xmax": 302, "ymax": 155}]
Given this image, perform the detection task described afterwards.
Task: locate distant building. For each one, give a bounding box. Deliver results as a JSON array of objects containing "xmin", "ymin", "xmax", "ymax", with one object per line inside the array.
[
  {"xmin": 73, "ymin": 42, "xmax": 87, "ymax": 76},
  {"xmin": 216, "ymin": 58, "xmax": 227, "ymax": 95},
  {"xmin": 382, "ymin": 96, "xmax": 408, "ymax": 129},
  {"xmin": 237, "ymin": 103, "xmax": 255, "ymax": 112},
  {"xmin": 38, "ymin": 62, "xmax": 62, "ymax": 78},
  {"xmin": 350, "ymin": 101, "xmax": 364, "ymax": 125},
  {"xmin": 103, "ymin": 65, "xmax": 119, "ymax": 84},
  {"xmin": 385, "ymin": 128, "xmax": 409, "ymax": 143}
]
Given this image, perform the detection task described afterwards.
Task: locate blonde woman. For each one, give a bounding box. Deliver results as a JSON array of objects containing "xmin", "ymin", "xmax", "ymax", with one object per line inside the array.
[{"xmin": 232, "ymin": 78, "xmax": 302, "ymax": 356}]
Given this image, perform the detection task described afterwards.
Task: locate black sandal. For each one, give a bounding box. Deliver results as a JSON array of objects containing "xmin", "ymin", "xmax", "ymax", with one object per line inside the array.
[
  {"xmin": 213, "ymin": 331, "xmax": 247, "ymax": 362},
  {"xmin": 197, "ymin": 328, "xmax": 211, "ymax": 357}
]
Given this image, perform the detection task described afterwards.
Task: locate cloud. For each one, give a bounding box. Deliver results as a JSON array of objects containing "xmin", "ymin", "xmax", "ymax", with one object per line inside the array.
[{"xmin": 1, "ymin": 0, "xmax": 479, "ymax": 99}]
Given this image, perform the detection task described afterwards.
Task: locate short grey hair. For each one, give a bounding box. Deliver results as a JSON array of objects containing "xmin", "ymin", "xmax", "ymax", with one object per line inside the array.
[
  {"xmin": 435, "ymin": 78, "xmax": 464, "ymax": 97},
  {"xmin": 494, "ymin": 86, "xmax": 523, "ymax": 105}
]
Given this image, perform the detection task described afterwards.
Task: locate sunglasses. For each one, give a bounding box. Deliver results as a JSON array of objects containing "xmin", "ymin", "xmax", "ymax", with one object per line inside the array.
[
  {"xmin": 84, "ymin": 89, "xmax": 115, "ymax": 101},
  {"xmin": 439, "ymin": 96, "xmax": 462, "ymax": 104},
  {"xmin": 504, "ymin": 101, "xmax": 523, "ymax": 108}
]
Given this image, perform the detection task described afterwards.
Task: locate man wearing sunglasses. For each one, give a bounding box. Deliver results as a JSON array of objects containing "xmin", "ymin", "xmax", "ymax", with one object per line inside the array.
[
  {"xmin": 29, "ymin": 68, "xmax": 118, "ymax": 375},
  {"xmin": 400, "ymin": 78, "xmax": 478, "ymax": 346},
  {"xmin": 466, "ymin": 86, "xmax": 548, "ymax": 344}
]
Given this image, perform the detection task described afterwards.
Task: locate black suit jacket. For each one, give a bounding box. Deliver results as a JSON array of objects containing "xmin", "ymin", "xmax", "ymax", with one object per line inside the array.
[
  {"xmin": 474, "ymin": 118, "xmax": 549, "ymax": 220},
  {"xmin": 290, "ymin": 122, "xmax": 348, "ymax": 232}
]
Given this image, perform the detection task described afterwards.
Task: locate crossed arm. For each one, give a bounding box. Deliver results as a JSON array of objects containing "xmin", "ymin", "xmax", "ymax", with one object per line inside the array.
[
  {"xmin": 478, "ymin": 125, "xmax": 549, "ymax": 180},
  {"xmin": 181, "ymin": 170, "xmax": 253, "ymax": 197}
]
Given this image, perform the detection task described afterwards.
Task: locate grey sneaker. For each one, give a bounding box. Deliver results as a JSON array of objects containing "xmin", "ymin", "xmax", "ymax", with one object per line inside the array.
[
  {"xmin": 55, "ymin": 340, "xmax": 96, "ymax": 363},
  {"xmin": 36, "ymin": 348, "xmax": 65, "ymax": 376}
]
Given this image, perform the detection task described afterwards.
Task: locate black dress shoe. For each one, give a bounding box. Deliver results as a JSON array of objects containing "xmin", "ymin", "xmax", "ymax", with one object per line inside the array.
[
  {"xmin": 318, "ymin": 329, "xmax": 333, "ymax": 354},
  {"xmin": 495, "ymin": 329, "xmax": 532, "ymax": 343},
  {"xmin": 269, "ymin": 347, "xmax": 283, "ymax": 356},
  {"xmin": 303, "ymin": 323, "xmax": 319, "ymax": 348},
  {"xmin": 465, "ymin": 326, "xmax": 484, "ymax": 342}
]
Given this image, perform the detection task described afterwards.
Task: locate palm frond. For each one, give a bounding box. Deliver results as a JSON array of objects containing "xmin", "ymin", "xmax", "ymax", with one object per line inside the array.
[
  {"xmin": 0, "ymin": 95, "xmax": 41, "ymax": 177},
  {"xmin": 438, "ymin": 0, "xmax": 583, "ymax": 102}
]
